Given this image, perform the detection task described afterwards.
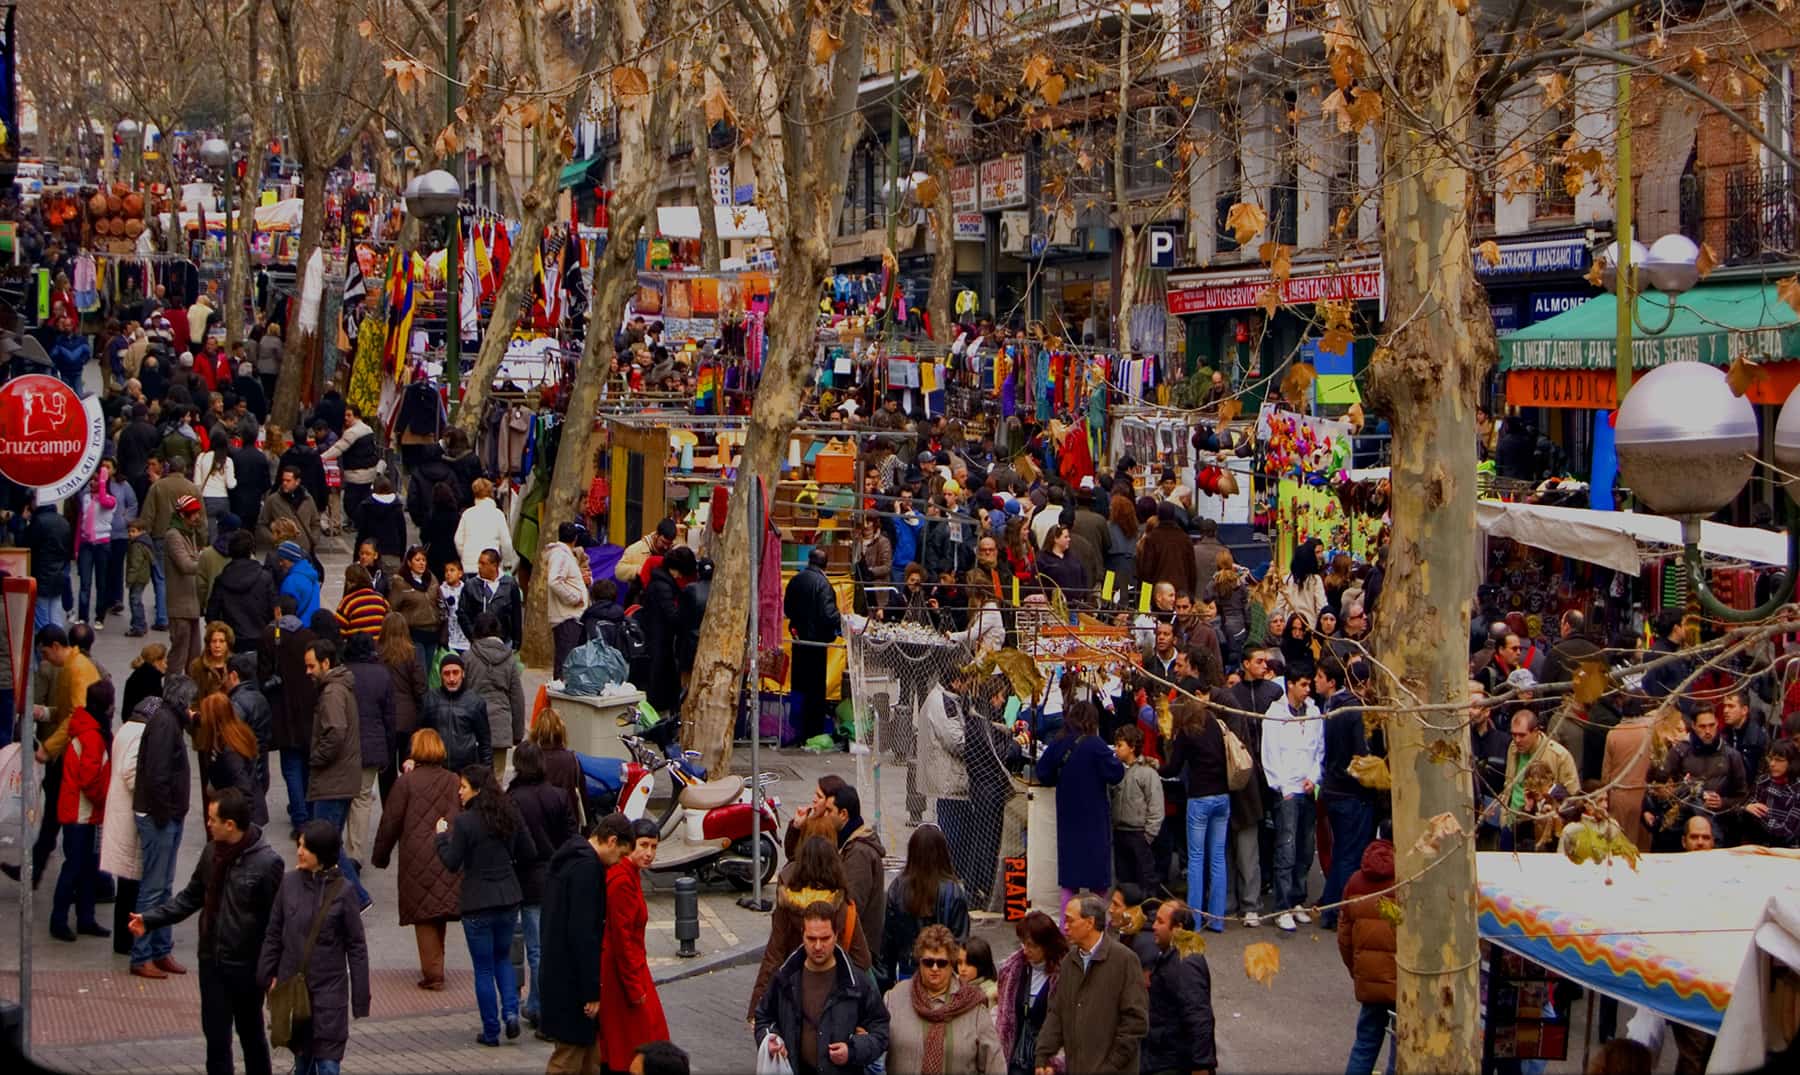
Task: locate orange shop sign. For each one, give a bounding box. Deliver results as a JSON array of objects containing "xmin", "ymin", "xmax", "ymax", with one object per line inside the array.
[{"xmin": 1507, "ymin": 364, "xmax": 1800, "ymax": 409}]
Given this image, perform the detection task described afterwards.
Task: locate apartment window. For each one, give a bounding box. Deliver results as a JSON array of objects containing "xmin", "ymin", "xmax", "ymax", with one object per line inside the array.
[
  {"xmin": 1328, "ymin": 135, "xmax": 1358, "ymax": 237},
  {"xmin": 1725, "ymin": 64, "xmax": 1797, "ymax": 260},
  {"xmin": 1126, "ymin": 108, "xmax": 1181, "ymax": 193},
  {"xmin": 1536, "ymin": 104, "xmax": 1576, "ymax": 220},
  {"xmin": 1764, "ymin": 64, "xmax": 1795, "ymax": 176}
]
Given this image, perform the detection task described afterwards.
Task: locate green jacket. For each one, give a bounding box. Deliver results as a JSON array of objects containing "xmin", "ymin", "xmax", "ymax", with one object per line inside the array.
[{"xmin": 127, "ymin": 534, "xmax": 155, "ymax": 588}]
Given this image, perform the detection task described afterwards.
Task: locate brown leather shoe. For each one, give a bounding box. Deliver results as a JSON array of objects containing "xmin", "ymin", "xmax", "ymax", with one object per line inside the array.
[
  {"xmin": 153, "ymin": 956, "xmax": 188, "ymax": 975},
  {"xmin": 130, "ymin": 963, "xmax": 168, "ymax": 980},
  {"xmin": 417, "ymin": 978, "xmax": 446, "ymax": 991}
]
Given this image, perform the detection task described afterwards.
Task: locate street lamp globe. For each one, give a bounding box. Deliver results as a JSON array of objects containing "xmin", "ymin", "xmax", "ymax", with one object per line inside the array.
[
  {"xmin": 404, "ymin": 169, "xmax": 463, "ymax": 219},
  {"xmin": 200, "ymin": 137, "xmax": 231, "ymax": 170},
  {"xmin": 115, "ymin": 119, "xmax": 141, "ymax": 142},
  {"xmin": 1613, "ymin": 361, "xmax": 1758, "ymax": 518},
  {"xmin": 384, "ymin": 129, "xmax": 403, "ymax": 149},
  {"xmin": 1643, "ymin": 234, "xmax": 1701, "ymax": 296},
  {"xmin": 1598, "ymin": 239, "xmax": 1648, "ymax": 295},
  {"xmin": 1772, "ymin": 390, "xmax": 1800, "ymax": 506}
]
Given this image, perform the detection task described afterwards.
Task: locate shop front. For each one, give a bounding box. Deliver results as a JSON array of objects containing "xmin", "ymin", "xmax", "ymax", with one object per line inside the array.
[
  {"xmin": 1474, "ymin": 231, "xmax": 1604, "ymax": 460},
  {"xmin": 1166, "ymin": 257, "xmax": 1382, "ymax": 405},
  {"xmin": 1497, "ymin": 281, "xmax": 1800, "ymax": 519}
]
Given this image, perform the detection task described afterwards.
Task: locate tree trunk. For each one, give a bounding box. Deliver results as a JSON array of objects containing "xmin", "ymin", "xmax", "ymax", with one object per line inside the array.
[
  {"xmin": 692, "ymin": 108, "xmax": 723, "ymax": 272},
  {"xmin": 271, "ymin": 157, "xmax": 327, "ymax": 428},
  {"xmin": 1111, "ymin": 19, "xmax": 1137, "ymax": 358},
  {"xmin": 925, "ymin": 177, "xmax": 954, "ymax": 344},
  {"xmin": 680, "ymin": 12, "xmax": 869, "ymax": 774},
  {"xmin": 226, "ymin": 124, "xmax": 267, "ymax": 343},
  {"xmin": 452, "ymin": 153, "xmax": 557, "ymax": 439},
  {"xmin": 1364, "ymin": 2, "xmax": 1488, "ymax": 1070}
]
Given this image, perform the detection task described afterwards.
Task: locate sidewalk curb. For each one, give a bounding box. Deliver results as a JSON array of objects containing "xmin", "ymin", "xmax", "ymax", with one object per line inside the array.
[{"xmin": 652, "ymin": 939, "xmax": 764, "ymax": 985}]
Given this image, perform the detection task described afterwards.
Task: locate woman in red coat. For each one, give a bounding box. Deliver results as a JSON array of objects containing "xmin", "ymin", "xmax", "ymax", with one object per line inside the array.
[{"xmin": 599, "ymin": 819, "xmax": 669, "ymax": 1071}]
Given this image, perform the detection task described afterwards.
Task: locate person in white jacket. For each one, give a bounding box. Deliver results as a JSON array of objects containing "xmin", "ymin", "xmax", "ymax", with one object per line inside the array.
[
  {"xmin": 542, "ymin": 523, "xmax": 591, "ymax": 677},
  {"xmin": 1261, "ymin": 675, "xmax": 1323, "ymax": 931},
  {"xmin": 99, "ymin": 694, "xmax": 153, "ymax": 949},
  {"xmin": 453, "ymin": 477, "xmax": 515, "ymax": 573}
]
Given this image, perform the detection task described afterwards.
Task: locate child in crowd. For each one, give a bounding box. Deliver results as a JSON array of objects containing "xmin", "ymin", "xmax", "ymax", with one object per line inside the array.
[
  {"xmin": 439, "ymin": 556, "xmax": 469, "ymax": 654},
  {"xmin": 1110, "ymin": 723, "xmax": 1164, "ymax": 894},
  {"xmin": 124, "ymin": 519, "xmax": 155, "ymax": 637}
]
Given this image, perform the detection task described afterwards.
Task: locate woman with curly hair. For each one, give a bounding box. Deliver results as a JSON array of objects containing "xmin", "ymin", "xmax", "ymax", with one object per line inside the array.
[
  {"xmin": 995, "ymin": 911, "xmax": 1069, "ymax": 1075},
  {"xmin": 187, "ymin": 622, "xmax": 235, "ymax": 698}
]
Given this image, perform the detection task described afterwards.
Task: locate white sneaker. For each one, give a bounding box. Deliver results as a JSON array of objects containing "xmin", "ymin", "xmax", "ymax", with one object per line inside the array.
[
  {"xmin": 1277, "ymin": 912, "xmax": 1297, "ymax": 931},
  {"xmin": 1243, "ymin": 912, "xmax": 1262, "ymax": 928},
  {"xmin": 1294, "ymin": 908, "xmax": 1313, "ymax": 925}
]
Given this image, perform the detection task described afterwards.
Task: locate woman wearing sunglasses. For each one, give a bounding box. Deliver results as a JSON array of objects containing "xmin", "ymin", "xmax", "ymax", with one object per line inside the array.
[{"xmin": 884, "ymin": 923, "xmax": 1003, "ymax": 1075}]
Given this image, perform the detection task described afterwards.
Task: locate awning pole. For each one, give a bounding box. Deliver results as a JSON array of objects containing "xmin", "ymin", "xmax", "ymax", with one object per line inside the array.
[{"xmin": 1613, "ymin": 10, "xmax": 1635, "ymax": 407}]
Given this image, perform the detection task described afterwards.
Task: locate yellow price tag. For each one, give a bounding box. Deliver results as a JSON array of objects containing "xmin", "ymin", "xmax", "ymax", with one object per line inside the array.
[
  {"xmin": 1139, "ymin": 583, "xmax": 1153, "ymax": 613},
  {"xmin": 1102, "ymin": 571, "xmax": 1115, "ymax": 602},
  {"xmin": 1011, "ymin": 577, "xmax": 1021, "ymax": 606}
]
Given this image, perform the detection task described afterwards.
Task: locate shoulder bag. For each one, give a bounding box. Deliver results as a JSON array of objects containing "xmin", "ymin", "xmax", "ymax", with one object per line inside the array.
[
  {"xmin": 267, "ymin": 877, "xmax": 344, "ymax": 1050},
  {"xmin": 1217, "ymin": 719, "xmax": 1254, "ymax": 792}
]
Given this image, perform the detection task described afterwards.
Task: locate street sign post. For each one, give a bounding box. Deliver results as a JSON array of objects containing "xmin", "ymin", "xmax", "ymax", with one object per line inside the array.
[{"xmin": 0, "ymin": 372, "xmax": 107, "ymax": 1061}]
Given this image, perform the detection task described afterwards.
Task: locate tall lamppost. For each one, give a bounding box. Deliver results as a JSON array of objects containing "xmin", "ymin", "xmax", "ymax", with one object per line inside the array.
[
  {"xmin": 201, "ymin": 137, "xmax": 234, "ymax": 263},
  {"xmin": 405, "ymin": 169, "xmax": 464, "ymax": 402}
]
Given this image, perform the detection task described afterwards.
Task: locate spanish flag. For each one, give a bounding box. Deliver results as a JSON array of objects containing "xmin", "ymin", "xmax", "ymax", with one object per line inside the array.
[
  {"xmin": 472, "ymin": 223, "xmax": 493, "ymax": 303},
  {"xmin": 380, "ymin": 251, "xmax": 417, "ymax": 379}
]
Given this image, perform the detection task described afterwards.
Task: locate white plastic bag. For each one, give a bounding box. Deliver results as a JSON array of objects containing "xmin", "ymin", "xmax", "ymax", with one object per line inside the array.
[{"xmin": 755, "ymin": 1035, "xmax": 795, "ymax": 1075}]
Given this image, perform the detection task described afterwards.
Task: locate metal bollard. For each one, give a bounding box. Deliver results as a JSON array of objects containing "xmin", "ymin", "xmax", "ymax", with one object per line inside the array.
[{"xmin": 674, "ymin": 875, "xmax": 700, "ymax": 958}]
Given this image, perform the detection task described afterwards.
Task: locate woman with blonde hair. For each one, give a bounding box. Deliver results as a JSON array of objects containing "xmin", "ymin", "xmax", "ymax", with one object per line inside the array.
[
  {"xmin": 528, "ymin": 709, "xmax": 585, "ymax": 825},
  {"xmin": 194, "ymin": 692, "xmax": 264, "ymax": 823},
  {"xmin": 371, "ymin": 728, "xmax": 464, "ymax": 990},
  {"xmin": 453, "ymin": 476, "xmax": 515, "ymax": 572},
  {"xmin": 188, "ymin": 621, "xmax": 235, "ymax": 698},
  {"xmin": 121, "ymin": 642, "xmax": 169, "ymax": 722}
]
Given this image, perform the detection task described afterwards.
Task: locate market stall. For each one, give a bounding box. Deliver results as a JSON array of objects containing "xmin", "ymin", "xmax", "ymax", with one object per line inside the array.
[
  {"xmin": 1476, "ymin": 848, "xmax": 1800, "ymax": 1062},
  {"xmin": 1475, "ymin": 501, "xmax": 1791, "ymax": 577}
]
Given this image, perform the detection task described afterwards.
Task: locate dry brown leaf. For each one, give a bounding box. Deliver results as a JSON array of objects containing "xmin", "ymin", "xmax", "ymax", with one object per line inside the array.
[
  {"xmin": 1217, "ymin": 398, "xmax": 1243, "ymax": 424},
  {"xmin": 924, "ymin": 66, "xmax": 948, "ymax": 104},
  {"xmin": 1572, "ymin": 660, "xmax": 1608, "ymax": 705},
  {"xmin": 1425, "ymin": 739, "xmax": 1463, "ymax": 765},
  {"xmin": 383, "ymin": 58, "xmax": 429, "ymax": 95},
  {"xmin": 1585, "ymin": 260, "xmax": 1606, "ymax": 288},
  {"xmin": 1727, "ymin": 356, "xmax": 1768, "ymax": 398},
  {"xmin": 1039, "ymin": 74, "xmax": 1067, "ymax": 107},
  {"xmin": 1225, "ymin": 202, "xmax": 1267, "ymax": 246},
  {"xmin": 1696, "ymin": 242, "xmax": 1719, "ymax": 280},
  {"xmin": 1324, "ymin": 19, "xmax": 1363, "ymax": 90},
  {"xmin": 1321, "ymin": 88, "xmax": 1352, "ymax": 133},
  {"xmin": 357, "ymin": 18, "xmax": 375, "ymax": 38},
  {"xmin": 1681, "ymin": 47, "xmax": 1709, "ymax": 76},
  {"xmin": 1446, "ymin": 0, "xmax": 1469, "ymax": 13},
  {"xmin": 702, "ymin": 84, "xmax": 737, "ymax": 127},
  {"xmin": 611, "ymin": 66, "xmax": 650, "ymax": 99},
  {"xmin": 1348, "ymin": 755, "xmax": 1391, "ymax": 790},
  {"xmin": 1346, "ymin": 88, "xmax": 1383, "ymax": 132},
  {"xmin": 559, "ymin": 124, "xmax": 576, "ymax": 161},
  {"xmin": 1414, "ymin": 812, "xmax": 1465, "ymax": 856},
  {"xmin": 1281, "ymin": 363, "xmax": 1317, "ymax": 408},
  {"xmin": 1257, "ymin": 285, "xmax": 1281, "ymax": 319},
  {"xmin": 1332, "ymin": 206, "xmax": 1353, "ymax": 238},
  {"xmin": 914, "ymin": 174, "xmax": 940, "ymax": 206},
  {"xmin": 1022, "ymin": 53, "xmax": 1053, "ymax": 91},
  {"xmin": 1320, "ymin": 323, "xmax": 1355, "ymax": 357},
  {"xmin": 516, "ymin": 101, "xmax": 541, "ymax": 129},
  {"xmin": 1776, "ymin": 276, "xmax": 1800, "ymax": 316},
  {"xmin": 1477, "ymin": 239, "xmax": 1502, "ymax": 267},
  {"xmin": 1536, "ymin": 70, "xmax": 1568, "ymax": 109},
  {"xmin": 1244, "ymin": 942, "xmax": 1280, "ymax": 986},
  {"xmin": 810, "ymin": 26, "xmax": 844, "ymax": 64},
  {"xmin": 974, "ymin": 93, "xmax": 1001, "ymax": 119},
  {"xmin": 433, "ymin": 124, "xmax": 461, "ymax": 157}
]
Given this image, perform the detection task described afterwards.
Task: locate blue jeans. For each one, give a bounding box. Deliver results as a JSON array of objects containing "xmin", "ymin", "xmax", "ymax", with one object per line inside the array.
[
  {"xmin": 464, "ymin": 909, "xmax": 520, "ymax": 1041},
  {"xmin": 1322, "ymin": 796, "xmax": 1377, "ymax": 927},
  {"xmin": 132, "ymin": 816, "xmax": 183, "ymax": 964},
  {"xmin": 1273, "ymin": 793, "xmax": 1317, "ymax": 912},
  {"xmin": 1347, "ymin": 1002, "xmax": 1395, "ymax": 1075},
  {"xmin": 105, "ymin": 538, "xmax": 127, "ymax": 612},
  {"xmin": 1185, "ymin": 794, "xmax": 1231, "ymax": 930},
  {"xmin": 150, "ymin": 535, "xmax": 168, "ymax": 625},
  {"xmin": 279, "ymin": 750, "xmax": 311, "ymax": 830},
  {"xmin": 128, "ymin": 582, "xmax": 148, "ymax": 633},
  {"xmin": 52, "ymin": 823, "xmax": 101, "ymax": 929},
  {"xmin": 518, "ymin": 903, "xmax": 542, "ymax": 1020},
  {"xmin": 305, "ymin": 799, "xmax": 371, "ymax": 908},
  {"xmin": 77, "ymin": 542, "xmax": 109, "ymax": 622},
  {"xmin": 34, "ymin": 593, "xmax": 66, "ymax": 632},
  {"xmin": 291, "ymin": 1057, "xmax": 341, "ymax": 1075}
]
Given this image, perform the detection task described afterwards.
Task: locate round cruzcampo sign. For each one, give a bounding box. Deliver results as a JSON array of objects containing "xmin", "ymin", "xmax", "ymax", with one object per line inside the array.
[{"xmin": 0, "ymin": 374, "xmax": 106, "ymax": 503}]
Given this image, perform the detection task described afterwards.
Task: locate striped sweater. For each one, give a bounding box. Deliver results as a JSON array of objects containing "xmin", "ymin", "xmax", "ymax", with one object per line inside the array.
[{"xmin": 335, "ymin": 587, "xmax": 391, "ymax": 637}]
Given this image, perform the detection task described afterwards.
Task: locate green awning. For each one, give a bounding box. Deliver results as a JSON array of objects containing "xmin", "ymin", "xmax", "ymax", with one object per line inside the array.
[
  {"xmin": 558, "ymin": 157, "xmax": 603, "ymax": 191},
  {"xmin": 1497, "ymin": 282, "xmax": 1800, "ymax": 371}
]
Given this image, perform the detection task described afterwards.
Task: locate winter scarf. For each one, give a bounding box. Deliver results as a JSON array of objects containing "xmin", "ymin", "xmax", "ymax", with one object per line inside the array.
[
  {"xmin": 910, "ymin": 976, "xmax": 986, "ymax": 1075},
  {"xmin": 203, "ymin": 830, "xmax": 254, "ymax": 931}
]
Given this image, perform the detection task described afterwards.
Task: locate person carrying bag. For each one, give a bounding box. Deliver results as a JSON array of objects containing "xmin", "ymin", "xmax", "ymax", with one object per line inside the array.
[{"xmin": 268, "ymin": 876, "xmax": 344, "ymax": 1050}]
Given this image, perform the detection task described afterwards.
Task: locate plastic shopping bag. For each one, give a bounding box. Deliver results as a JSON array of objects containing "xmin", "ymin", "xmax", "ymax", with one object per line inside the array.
[{"xmin": 755, "ymin": 1035, "xmax": 795, "ymax": 1075}]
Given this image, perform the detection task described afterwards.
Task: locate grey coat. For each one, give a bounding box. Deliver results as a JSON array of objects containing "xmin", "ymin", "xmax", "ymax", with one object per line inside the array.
[
  {"xmin": 464, "ymin": 637, "xmax": 525, "ymax": 750},
  {"xmin": 164, "ymin": 521, "xmax": 205, "ymax": 619},
  {"xmin": 307, "ymin": 665, "xmax": 361, "ymax": 801},
  {"xmin": 256, "ymin": 868, "xmax": 370, "ymax": 1061}
]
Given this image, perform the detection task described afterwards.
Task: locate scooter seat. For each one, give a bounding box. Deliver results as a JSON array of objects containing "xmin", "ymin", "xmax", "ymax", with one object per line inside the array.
[{"xmin": 679, "ymin": 775, "xmax": 745, "ymax": 811}]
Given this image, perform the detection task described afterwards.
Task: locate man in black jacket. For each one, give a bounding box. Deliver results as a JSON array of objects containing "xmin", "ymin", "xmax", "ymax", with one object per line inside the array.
[
  {"xmin": 539, "ymin": 813, "xmax": 632, "ymax": 1072},
  {"xmin": 459, "ymin": 549, "xmax": 523, "ymax": 649},
  {"xmin": 422, "ymin": 654, "xmax": 491, "ymax": 772},
  {"xmin": 784, "ymin": 548, "xmax": 843, "ymax": 742},
  {"xmin": 130, "ymin": 788, "xmax": 284, "ymax": 1075},
  {"xmin": 1141, "ymin": 901, "xmax": 1217, "ymax": 1075},
  {"xmin": 754, "ymin": 902, "xmax": 889, "ymax": 1075},
  {"xmin": 1220, "ymin": 649, "xmax": 1285, "ymax": 923},
  {"xmin": 118, "ymin": 403, "xmax": 163, "ymax": 502},
  {"xmin": 225, "ymin": 654, "xmax": 273, "ymax": 825},
  {"xmin": 205, "ymin": 530, "xmax": 275, "ymax": 652},
  {"xmin": 639, "ymin": 547, "xmax": 694, "ymax": 716},
  {"xmin": 25, "ymin": 503, "xmax": 73, "ymax": 628},
  {"xmin": 131, "ymin": 689, "xmax": 195, "ymax": 978}
]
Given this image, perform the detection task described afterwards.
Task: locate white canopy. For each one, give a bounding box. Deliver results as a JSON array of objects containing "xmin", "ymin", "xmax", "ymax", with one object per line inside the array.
[
  {"xmin": 655, "ymin": 204, "xmax": 771, "ymax": 240},
  {"xmin": 1474, "ymin": 500, "xmax": 1789, "ymax": 576},
  {"xmin": 1710, "ymin": 888, "xmax": 1800, "ymax": 1072}
]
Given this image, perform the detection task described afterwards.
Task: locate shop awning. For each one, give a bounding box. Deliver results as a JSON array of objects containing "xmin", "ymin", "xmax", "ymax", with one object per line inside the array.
[
  {"xmin": 1497, "ymin": 282, "xmax": 1800, "ymax": 371},
  {"xmin": 1475, "ymin": 499, "xmax": 1788, "ymax": 575},
  {"xmin": 1477, "ymin": 848, "xmax": 1800, "ymax": 1035},
  {"xmin": 558, "ymin": 157, "xmax": 604, "ymax": 191},
  {"xmin": 655, "ymin": 205, "xmax": 771, "ymax": 240}
]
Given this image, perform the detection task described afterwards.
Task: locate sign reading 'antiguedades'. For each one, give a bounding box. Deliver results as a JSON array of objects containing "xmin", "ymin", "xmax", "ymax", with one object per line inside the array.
[{"xmin": 0, "ymin": 374, "xmax": 107, "ymax": 504}]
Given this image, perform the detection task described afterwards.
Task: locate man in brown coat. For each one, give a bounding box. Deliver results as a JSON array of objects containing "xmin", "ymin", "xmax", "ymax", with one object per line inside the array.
[
  {"xmin": 1135, "ymin": 502, "xmax": 1198, "ymax": 600},
  {"xmin": 1336, "ymin": 832, "xmax": 1397, "ymax": 1075},
  {"xmin": 1602, "ymin": 712, "xmax": 1660, "ymax": 851},
  {"xmin": 303, "ymin": 638, "xmax": 371, "ymax": 909},
  {"xmin": 1034, "ymin": 893, "xmax": 1149, "ymax": 1075}
]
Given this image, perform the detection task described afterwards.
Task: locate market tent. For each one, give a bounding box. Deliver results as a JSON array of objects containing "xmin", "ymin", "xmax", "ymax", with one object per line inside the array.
[
  {"xmin": 1497, "ymin": 282, "xmax": 1800, "ymax": 371},
  {"xmin": 655, "ymin": 204, "xmax": 771, "ymax": 240},
  {"xmin": 1474, "ymin": 499, "xmax": 1789, "ymax": 576},
  {"xmin": 1477, "ymin": 848, "xmax": 1800, "ymax": 1035},
  {"xmin": 253, "ymin": 199, "xmax": 305, "ymax": 231},
  {"xmin": 1709, "ymin": 887, "xmax": 1800, "ymax": 1072}
]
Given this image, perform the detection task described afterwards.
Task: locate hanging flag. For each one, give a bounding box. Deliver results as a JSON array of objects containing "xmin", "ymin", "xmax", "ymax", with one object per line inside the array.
[
  {"xmin": 491, "ymin": 221, "xmax": 512, "ymax": 291},
  {"xmin": 342, "ymin": 243, "xmax": 367, "ymax": 342},
  {"xmin": 381, "ymin": 251, "xmax": 417, "ymax": 379},
  {"xmin": 473, "ymin": 222, "xmax": 494, "ymax": 303},
  {"xmin": 540, "ymin": 228, "xmax": 564, "ymax": 329}
]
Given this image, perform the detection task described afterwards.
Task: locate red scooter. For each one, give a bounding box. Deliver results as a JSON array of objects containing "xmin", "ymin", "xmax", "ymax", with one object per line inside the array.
[{"xmin": 617, "ymin": 734, "xmax": 781, "ymax": 889}]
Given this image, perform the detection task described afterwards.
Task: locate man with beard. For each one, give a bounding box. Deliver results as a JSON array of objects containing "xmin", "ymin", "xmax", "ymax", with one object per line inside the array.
[{"xmin": 256, "ymin": 466, "xmax": 323, "ymax": 561}]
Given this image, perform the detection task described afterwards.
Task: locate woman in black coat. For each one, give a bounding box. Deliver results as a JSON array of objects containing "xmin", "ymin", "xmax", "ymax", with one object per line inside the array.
[
  {"xmin": 257, "ymin": 819, "xmax": 370, "ymax": 1071},
  {"xmin": 505, "ymin": 744, "xmax": 571, "ymax": 1029},
  {"xmin": 436, "ymin": 764, "xmax": 535, "ymax": 1046},
  {"xmin": 1034, "ymin": 524, "xmax": 1089, "ymax": 605}
]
